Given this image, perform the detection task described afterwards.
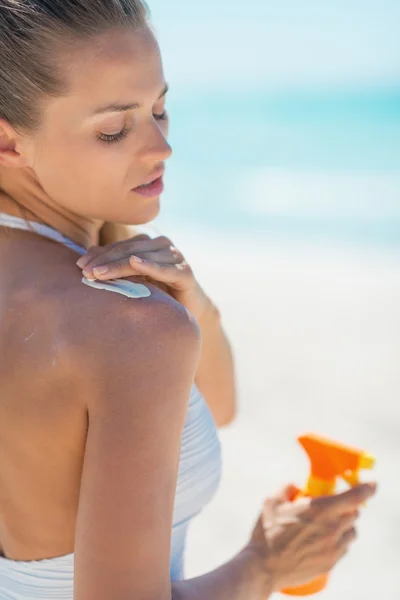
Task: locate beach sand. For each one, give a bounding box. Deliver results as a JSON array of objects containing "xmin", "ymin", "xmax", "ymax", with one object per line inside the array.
[{"xmin": 164, "ymin": 225, "xmax": 400, "ymax": 599}]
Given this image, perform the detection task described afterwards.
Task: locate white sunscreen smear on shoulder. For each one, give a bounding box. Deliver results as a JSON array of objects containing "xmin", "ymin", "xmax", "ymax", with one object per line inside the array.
[{"xmin": 82, "ymin": 277, "xmax": 151, "ymax": 298}]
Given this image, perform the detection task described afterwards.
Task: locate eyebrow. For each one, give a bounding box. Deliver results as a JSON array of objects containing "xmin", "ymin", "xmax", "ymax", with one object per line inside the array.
[{"xmin": 92, "ymin": 83, "xmax": 169, "ymax": 115}]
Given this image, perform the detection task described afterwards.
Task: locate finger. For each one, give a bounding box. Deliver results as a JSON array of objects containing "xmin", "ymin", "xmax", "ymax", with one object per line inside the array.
[
  {"xmin": 114, "ymin": 235, "xmax": 173, "ymax": 255},
  {"xmin": 312, "ymin": 483, "xmax": 377, "ymax": 516},
  {"xmin": 340, "ymin": 508, "xmax": 360, "ymax": 522},
  {"xmin": 76, "ymin": 234, "xmax": 155, "ymax": 268},
  {"xmin": 86, "ymin": 256, "xmax": 191, "ymax": 287},
  {"xmin": 262, "ymin": 484, "xmax": 304, "ymax": 529},
  {"xmin": 80, "ymin": 240, "xmax": 181, "ymax": 272},
  {"xmin": 301, "ymin": 523, "xmax": 358, "ymax": 576},
  {"xmin": 136, "ymin": 248, "xmax": 185, "ymax": 264},
  {"xmin": 76, "ymin": 245, "xmax": 103, "ymax": 269},
  {"xmin": 83, "ymin": 249, "xmax": 184, "ymax": 276},
  {"xmin": 79, "ymin": 241, "xmax": 149, "ymax": 270},
  {"xmin": 82, "ymin": 259, "xmax": 143, "ymax": 281},
  {"xmin": 314, "ymin": 511, "xmax": 359, "ymax": 546},
  {"xmin": 76, "ymin": 239, "xmax": 137, "ymax": 269},
  {"xmin": 276, "ymin": 483, "xmax": 302, "ymax": 503},
  {"xmin": 336, "ymin": 526, "xmax": 357, "ymax": 551},
  {"xmin": 116, "ymin": 236, "xmax": 173, "ymax": 253},
  {"xmin": 100, "ymin": 233, "xmax": 152, "ymax": 249},
  {"xmin": 262, "ymin": 484, "xmax": 299, "ymax": 517},
  {"xmin": 126, "ymin": 256, "xmax": 192, "ymax": 288},
  {"xmin": 83, "ymin": 250, "xmax": 186, "ymax": 278},
  {"xmin": 129, "ymin": 234, "xmax": 152, "ymax": 242},
  {"xmin": 151, "ymin": 235, "xmax": 175, "ymax": 248},
  {"xmin": 78, "ymin": 232, "xmax": 152, "ymax": 259}
]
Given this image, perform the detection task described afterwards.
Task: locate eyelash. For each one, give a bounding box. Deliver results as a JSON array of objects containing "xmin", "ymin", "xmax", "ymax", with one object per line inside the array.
[{"xmin": 98, "ymin": 111, "xmax": 168, "ymax": 144}]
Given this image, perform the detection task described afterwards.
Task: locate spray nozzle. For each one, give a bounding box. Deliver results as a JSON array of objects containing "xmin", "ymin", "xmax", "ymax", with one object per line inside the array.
[{"xmin": 298, "ymin": 433, "xmax": 375, "ymax": 497}]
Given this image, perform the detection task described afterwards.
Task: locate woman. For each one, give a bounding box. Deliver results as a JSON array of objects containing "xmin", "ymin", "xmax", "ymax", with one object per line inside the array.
[{"xmin": 0, "ymin": 2, "xmax": 376, "ymax": 599}]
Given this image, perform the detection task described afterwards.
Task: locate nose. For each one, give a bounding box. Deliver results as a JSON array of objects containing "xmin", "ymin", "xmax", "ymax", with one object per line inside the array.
[{"xmin": 138, "ymin": 121, "xmax": 172, "ymax": 163}]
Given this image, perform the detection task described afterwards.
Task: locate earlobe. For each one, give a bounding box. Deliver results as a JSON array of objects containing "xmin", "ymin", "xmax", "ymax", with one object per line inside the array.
[
  {"xmin": 0, "ymin": 119, "xmax": 30, "ymax": 168},
  {"xmin": 0, "ymin": 148, "xmax": 30, "ymax": 168}
]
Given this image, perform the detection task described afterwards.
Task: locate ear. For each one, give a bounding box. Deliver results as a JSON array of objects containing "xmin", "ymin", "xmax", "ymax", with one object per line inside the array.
[{"xmin": 0, "ymin": 119, "xmax": 31, "ymax": 168}]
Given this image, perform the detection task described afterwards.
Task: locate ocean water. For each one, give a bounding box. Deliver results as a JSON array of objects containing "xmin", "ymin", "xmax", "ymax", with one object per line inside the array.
[{"xmin": 156, "ymin": 87, "xmax": 400, "ymax": 248}]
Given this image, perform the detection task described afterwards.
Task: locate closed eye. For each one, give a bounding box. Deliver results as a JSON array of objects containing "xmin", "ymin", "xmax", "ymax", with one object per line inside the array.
[
  {"xmin": 98, "ymin": 110, "xmax": 168, "ymax": 144},
  {"xmin": 98, "ymin": 127, "xmax": 129, "ymax": 144},
  {"xmin": 154, "ymin": 110, "xmax": 168, "ymax": 121}
]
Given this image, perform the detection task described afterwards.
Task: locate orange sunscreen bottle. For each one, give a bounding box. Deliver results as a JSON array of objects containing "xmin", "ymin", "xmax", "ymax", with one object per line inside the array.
[{"xmin": 281, "ymin": 433, "xmax": 375, "ymax": 596}]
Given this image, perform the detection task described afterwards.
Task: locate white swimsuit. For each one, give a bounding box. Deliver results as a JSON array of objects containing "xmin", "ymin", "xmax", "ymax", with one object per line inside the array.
[{"xmin": 0, "ymin": 213, "xmax": 222, "ymax": 599}]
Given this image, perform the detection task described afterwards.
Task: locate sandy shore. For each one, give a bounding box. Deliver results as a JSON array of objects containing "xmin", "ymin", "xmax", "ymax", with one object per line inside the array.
[{"xmin": 162, "ymin": 224, "xmax": 400, "ymax": 599}]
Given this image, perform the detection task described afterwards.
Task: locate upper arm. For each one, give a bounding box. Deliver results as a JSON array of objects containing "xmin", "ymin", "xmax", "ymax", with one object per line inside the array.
[{"xmin": 72, "ymin": 295, "xmax": 201, "ymax": 600}]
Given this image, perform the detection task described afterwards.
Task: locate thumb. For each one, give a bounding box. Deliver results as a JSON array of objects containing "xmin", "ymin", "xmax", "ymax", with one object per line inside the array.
[
  {"xmin": 261, "ymin": 483, "xmax": 298, "ymax": 532},
  {"xmin": 262, "ymin": 483, "xmax": 300, "ymax": 522},
  {"xmin": 274, "ymin": 483, "xmax": 300, "ymax": 503}
]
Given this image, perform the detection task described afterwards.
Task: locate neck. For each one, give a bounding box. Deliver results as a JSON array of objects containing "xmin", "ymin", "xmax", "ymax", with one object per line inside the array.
[{"xmin": 0, "ymin": 166, "xmax": 103, "ymax": 249}]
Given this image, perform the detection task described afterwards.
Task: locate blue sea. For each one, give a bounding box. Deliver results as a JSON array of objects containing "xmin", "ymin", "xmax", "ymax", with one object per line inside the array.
[{"xmin": 156, "ymin": 87, "xmax": 400, "ymax": 248}]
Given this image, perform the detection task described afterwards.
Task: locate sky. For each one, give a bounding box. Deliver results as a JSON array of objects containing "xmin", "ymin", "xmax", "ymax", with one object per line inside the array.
[{"xmin": 148, "ymin": 0, "xmax": 400, "ymax": 91}]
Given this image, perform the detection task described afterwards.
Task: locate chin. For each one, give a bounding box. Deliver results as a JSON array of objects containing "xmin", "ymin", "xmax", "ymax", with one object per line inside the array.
[
  {"xmin": 102, "ymin": 195, "xmax": 161, "ymax": 226},
  {"xmin": 129, "ymin": 197, "xmax": 161, "ymax": 224}
]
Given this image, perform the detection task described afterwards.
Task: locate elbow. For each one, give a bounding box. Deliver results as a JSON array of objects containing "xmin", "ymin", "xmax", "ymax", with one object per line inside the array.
[
  {"xmin": 216, "ymin": 411, "xmax": 236, "ymax": 428},
  {"xmin": 214, "ymin": 400, "xmax": 238, "ymax": 428}
]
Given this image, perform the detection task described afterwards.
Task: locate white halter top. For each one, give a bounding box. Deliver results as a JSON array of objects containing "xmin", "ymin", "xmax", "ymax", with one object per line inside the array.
[{"xmin": 0, "ymin": 212, "xmax": 222, "ymax": 599}]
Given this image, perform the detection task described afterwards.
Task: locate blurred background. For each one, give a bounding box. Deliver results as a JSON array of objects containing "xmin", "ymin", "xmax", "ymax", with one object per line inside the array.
[{"xmin": 148, "ymin": 1, "xmax": 400, "ymax": 598}]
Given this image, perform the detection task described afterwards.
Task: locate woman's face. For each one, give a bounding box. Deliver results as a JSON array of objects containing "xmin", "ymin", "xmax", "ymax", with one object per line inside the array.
[{"xmin": 23, "ymin": 27, "xmax": 171, "ymax": 225}]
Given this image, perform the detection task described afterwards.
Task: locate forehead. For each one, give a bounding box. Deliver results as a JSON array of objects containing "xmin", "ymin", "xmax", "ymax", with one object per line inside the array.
[{"xmin": 52, "ymin": 27, "xmax": 164, "ymax": 118}]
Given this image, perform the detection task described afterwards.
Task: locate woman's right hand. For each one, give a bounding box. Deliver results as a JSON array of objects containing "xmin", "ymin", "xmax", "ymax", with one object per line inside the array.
[{"xmin": 249, "ymin": 482, "xmax": 377, "ymax": 592}]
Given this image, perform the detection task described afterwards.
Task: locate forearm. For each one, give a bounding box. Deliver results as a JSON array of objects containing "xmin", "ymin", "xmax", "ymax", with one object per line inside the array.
[
  {"xmin": 171, "ymin": 545, "xmax": 273, "ymax": 600},
  {"xmin": 193, "ymin": 296, "xmax": 237, "ymax": 427}
]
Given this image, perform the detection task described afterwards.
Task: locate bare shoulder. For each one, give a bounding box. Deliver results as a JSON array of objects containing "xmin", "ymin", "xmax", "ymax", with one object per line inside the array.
[
  {"xmin": 6, "ymin": 232, "xmax": 198, "ymax": 360},
  {"xmin": 60, "ymin": 267, "xmax": 202, "ymax": 409},
  {"xmin": 2, "ymin": 233, "xmax": 201, "ymax": 410}
]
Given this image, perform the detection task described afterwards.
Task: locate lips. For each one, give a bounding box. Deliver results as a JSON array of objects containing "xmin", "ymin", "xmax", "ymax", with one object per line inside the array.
[
  {"xmin": 132, "ymin": 175, "xmax": 164, "ymax": 197},
  {"xmin": 134, "ymin": 166, "xmax": 165, "ymax": 189}
]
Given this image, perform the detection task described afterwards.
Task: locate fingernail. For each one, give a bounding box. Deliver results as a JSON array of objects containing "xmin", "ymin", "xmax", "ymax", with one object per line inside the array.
[
  {"xmin": 76, "ymin": 258, "xmax": 85, "ymax": 267},
  {"xmin": 131, "ymin": 255, "xmax": 143, "ymax": 263},
  {"xmin": 93, "ymin": 266, "xmax": 109, "ymax": 277}
]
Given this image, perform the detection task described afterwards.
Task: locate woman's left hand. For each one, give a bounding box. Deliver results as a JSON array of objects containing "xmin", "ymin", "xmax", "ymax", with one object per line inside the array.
[{"xmin": 76, "ymin": 234, "xmax": 212, "ymax": 321}]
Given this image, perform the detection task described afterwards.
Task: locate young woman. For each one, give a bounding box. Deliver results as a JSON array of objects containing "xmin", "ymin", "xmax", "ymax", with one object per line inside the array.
[{"xmin": 0, "ymin": 2, "xmax": 376, "ymax": 599}]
